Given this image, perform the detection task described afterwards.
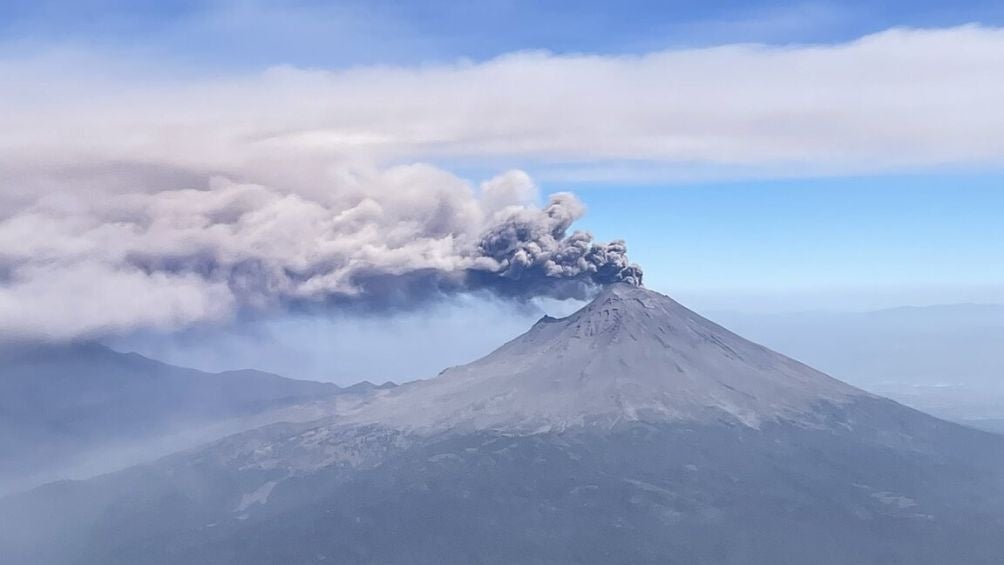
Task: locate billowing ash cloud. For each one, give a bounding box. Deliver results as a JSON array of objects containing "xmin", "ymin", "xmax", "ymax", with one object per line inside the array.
[
  {"xmin": 0, "ymin": 167, "xmax": 641, "ymax": 340},
  {"xmin": 474, "ymin": 193, "xmax": 641, "ymax": 297}
]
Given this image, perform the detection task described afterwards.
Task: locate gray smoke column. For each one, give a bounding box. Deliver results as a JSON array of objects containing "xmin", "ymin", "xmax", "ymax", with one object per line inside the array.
[
  {"xmin": 474, "ymin": 193, "xmax": 642, "ymax": 298},
  {"xmin": 0, "ymin": 168, "xmax": 642, "ymax": 340}
]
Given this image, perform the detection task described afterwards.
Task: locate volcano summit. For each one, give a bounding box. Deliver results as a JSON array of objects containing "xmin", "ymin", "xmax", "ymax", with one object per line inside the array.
[
  {"xmin": 339, "ymin": 283, "xmax": 862, "ymax": 432},
  {"xmin": 4, "ymin": 285, "xmax": 1004, "ymax": 564}
]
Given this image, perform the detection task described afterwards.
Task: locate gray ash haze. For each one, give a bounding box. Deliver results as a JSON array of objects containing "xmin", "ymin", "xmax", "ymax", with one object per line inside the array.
[{"xmin": 0, "ymin": 168, "xmax": 640, "ymax": 341}]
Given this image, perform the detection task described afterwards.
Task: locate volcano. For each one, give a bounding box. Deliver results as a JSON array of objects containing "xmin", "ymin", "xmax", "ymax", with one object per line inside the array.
[
  {"xmin": 339, "ymin": 283, "xmax": 862, "ymax": 432},
  {"xmin": 4, "ymin": 285, "xmax": 1004, "ymax": 565}
]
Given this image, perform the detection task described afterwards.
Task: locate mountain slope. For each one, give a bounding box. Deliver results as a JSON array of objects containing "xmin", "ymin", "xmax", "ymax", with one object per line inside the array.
[
  {"xmin": 0, "ymin": 342, "xmax": 339, "ymax": 491},
  {"xmin": 4, "ymin": 285, "xmax": 1004, "ymax": 565},
  {"xmin": 342, "ymin": 283, "xmax": 861, "ymax": 432}
]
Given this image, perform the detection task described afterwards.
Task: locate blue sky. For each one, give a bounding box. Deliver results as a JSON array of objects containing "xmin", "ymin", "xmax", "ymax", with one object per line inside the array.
[
  {"xmin": 574, "ymin": 174, "xmax": 1004, "ymax": 311},
  {"xmin": 3, "ymin": 0, "xmax": 1004, "ymax": 68},
  {"xmin": 2, "ymin": 0, "xmax": 1003, "ymax": 379}
]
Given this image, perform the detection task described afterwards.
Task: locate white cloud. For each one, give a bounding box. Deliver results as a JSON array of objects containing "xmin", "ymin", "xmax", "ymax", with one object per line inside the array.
[
  {"xmin": 0, "ymin": 261, "xmax": 235, "ymax": 340},
  {"xmin": 3, "ymin": 25, "xmax": 1002, "ymax": 182},
  {"xmin": 0, "ymin": 25, "xmax": 1001, "ymax": 339}
]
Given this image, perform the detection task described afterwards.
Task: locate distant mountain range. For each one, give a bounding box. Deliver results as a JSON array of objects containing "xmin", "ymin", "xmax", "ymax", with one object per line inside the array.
[
  {"xmin": 0, "ymin": 342, "xmax": 346, "ymax": 494},
  {"xmin": 4, "ymin": 284, "xmax": 1004, "ymax": 564}
]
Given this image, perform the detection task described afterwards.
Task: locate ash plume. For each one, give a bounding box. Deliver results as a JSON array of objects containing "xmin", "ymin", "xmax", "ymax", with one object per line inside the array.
[
  {"xmin": 474, "ymin": 193, "xmax": 642, "ymax": 296},
  {"xmin": 0, "ymin": 167, "xmax": 642, "ymax": 340}
]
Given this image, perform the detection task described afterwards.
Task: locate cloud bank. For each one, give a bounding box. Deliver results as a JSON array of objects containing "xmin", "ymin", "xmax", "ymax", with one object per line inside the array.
[
  {"xmin": 1, "ymin": 25, "xmax": 1002, "ymax": 339},
  {"xmin": 3, "ymin": 25, "xmax": 1003, "ymax": 180},
  {"xmin": 0, "ymin": 168, "xmax": 640, "ymax": 340}
]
